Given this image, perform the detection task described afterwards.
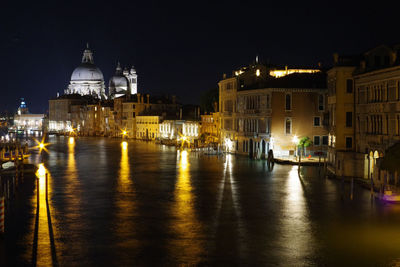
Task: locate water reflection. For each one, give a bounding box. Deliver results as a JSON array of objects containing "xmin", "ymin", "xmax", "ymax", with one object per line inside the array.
[
  {"xmin": 115, "ymin": 141, "xmax": 138, "ymax": 260},
  {"xmin": 214, "ymin": 154, "xmax": 246, "ymax": 260},
  {"xmin": 169, "ymin": 150, "xmax": 204, "ymax": 264},
  {"xmin": 280, "ymin": 166, "xmax": 314, "ymax": 264},
  {"xmin": 33, "ymin": 164, "xmax": 57, "ymax": 266}
]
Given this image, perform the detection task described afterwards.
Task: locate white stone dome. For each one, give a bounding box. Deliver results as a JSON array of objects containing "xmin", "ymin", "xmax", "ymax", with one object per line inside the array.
[
  {"xmin": 71, "ymin": 63, "xmax": 104, "ymax": 81},
  {"xmin": 109, "ymin": 75, "xmax": 129, "ymax": 89}
]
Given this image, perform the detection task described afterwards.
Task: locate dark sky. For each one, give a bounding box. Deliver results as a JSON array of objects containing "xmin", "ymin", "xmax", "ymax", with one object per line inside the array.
[{"xmin": 1, "ymin": 0, "xmax": 397, "ymax": 113}]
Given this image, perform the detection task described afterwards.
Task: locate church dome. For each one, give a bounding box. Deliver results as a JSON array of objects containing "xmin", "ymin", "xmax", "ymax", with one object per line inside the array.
[
  {"xmin": 70, "ymin": 45, "xmax": 104, "ymax": 82},
  {"xmin": 109, "ymin": 62, "xmax": 129, "ymax": 96},
  {"xmin": 71, "ymin": 63, "xmax": 104, "ymax": 81}
]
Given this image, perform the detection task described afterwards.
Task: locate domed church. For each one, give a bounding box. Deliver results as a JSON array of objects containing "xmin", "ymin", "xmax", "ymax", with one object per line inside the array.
[{"xmin": 65, "ymin": 44, "xmax": 106, "ymax": 99}]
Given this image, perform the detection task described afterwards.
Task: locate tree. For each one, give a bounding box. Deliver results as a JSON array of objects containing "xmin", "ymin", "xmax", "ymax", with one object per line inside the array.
[{"xmin": 298, "ymin": 136, "xmax": 312, "ymax": 157}]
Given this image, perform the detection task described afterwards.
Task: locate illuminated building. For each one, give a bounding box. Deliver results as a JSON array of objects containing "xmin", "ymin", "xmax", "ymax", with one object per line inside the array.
[
  {"xmin": 326, "ymin": 54, "xmax": 361, "ymax": 178},
  {"xmin": 64, "ymin": 44, "xmax": 106, "ymax": 99},
  {"xmin": 353, "ymin": 45, "xmax": 400, "ymax": 186},
  {"xmin": 12, "ymin": 98, "xmax": 45, "ymax": 134},
  {"xmin": 109, "ymin": 62, "xmax": 138, "ymax": 99},
  {"xmin": 158, "ymin": 105, "xmax": 201, "ymax": 145},
  {"xmin": 114, "ymin": 94, "xmax": 180, "ymax": 139},
  {"xmin": 136, "ymin": 116, "xmax": 161, "ymax": 140},
  {"xmin": 200, "ymin": 112, "xmax": 220, "ymax": 144},
  {"xmin": 326, "ymin": 45, "xmax": 400, "ymax": 188},
  {"xmin": 219, "ymin": 60, "xmax": 328, "ymax": 158}
]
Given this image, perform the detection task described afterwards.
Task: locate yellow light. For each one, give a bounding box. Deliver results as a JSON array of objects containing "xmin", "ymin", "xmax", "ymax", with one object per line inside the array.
[
  {"xmin": 121, "ymin": 141, "xmax": 128, "ymax": 150},
  {"xmin": 33, "ymin": 137, "xmax": 50, "ymax": 154},
  {"xmin": 269, "ymin": 69, "xmax": 320, "ymax": 78},
  {"xmin": 292, "ymin": 135, "xmax": 299, "ymax": 144},
  {"xmin": 256, "ymin": 69, "xmax": 260, "ymax": 76},
  {"xmin": 36, "ymin": 163, "xmax": 46, "ymax": 178},
  {"xmin": 182, "ymin": 136, "xmax": 187, "ymax": 141},
  {"xmin": 69, "ymin": 137, "xmax": 75, "ymax": 145}
]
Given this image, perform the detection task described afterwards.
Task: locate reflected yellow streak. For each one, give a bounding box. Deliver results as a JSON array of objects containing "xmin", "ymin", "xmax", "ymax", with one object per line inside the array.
[
  {"xmin": 69, "ymin": 137, "xmax": 75, "ymax": 145},
  {"xmin": 170, "ymin": 150, "xmax": 203, "ymax": 263},
  {"xmin": 280, "ymin": 165, "xmax": 312, "ymax": 259},
  {"xmin": 35, "ymin": 165, "xmax": 54, "ymax": 265},
  {"xmin": 67, "ymin": 138, "xmax": 77, "ymax": 177},
  {"xmin": 119, "ymin": 141, "xmax": 131, "ymax": 192},
  {"xmin": 115, "ymin": 141, "xmax": 137, "ymax": 253}
]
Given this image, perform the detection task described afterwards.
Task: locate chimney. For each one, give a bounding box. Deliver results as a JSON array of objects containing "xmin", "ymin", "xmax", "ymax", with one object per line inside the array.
[
  {"xmin": 179, "ymin": 108, "xmax": 182, "ymax": 120},
  {"xmin": 223, "ymin": 73, "xmax": 227, "ymax": 79},
  {"xmin": 137, "ymin": 93, "xmax": 141, "ymax": 103},
  {"xmin": 141, "ymin": 95, "xmax": 144, "ymax": 103},
  {"xmin": 197, "ymin": 107, "xmax": 200, "ymax": 119},
  {"xmin": 146, "ymin": 94, "xmax": 149, "ymax": 104},
  {"xmin": 172, "ymin": 95, "xmax": 176, "ymax": 104}
]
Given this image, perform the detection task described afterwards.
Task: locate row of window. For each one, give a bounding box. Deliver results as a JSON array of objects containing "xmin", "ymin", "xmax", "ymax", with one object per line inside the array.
[
  {"xmin": 136, "ymin": 121, "xmax": 158, "ymax": 124},
  {"xmin": 313, "ymin": 135, "xmax": 329, "ymax": 146},
  {"xmin": 285, "ymin": 93, "xmax": 325, "ymax": 111},
  {"xmin": 358, "ymin": 81, "xmax": 400, "ymax": 104},
  {"xmin": 362, "ymin": 114, "xmax": 400, "ymax": 135}
]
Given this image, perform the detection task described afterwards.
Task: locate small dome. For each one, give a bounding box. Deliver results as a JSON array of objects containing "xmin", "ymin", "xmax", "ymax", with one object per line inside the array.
[
  {"xmin": 71, "ymin": 63, "xmax": 104, "ymax": 81},
  {"xmin": 109, "ymin": 75, "xmax": 129, "ymax": 89}
]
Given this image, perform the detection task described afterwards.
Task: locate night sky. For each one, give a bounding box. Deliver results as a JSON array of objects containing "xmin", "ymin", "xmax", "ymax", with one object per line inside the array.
[{"xmin": 1, "ymin": 0, "xmax": 398, "ymax": 113}]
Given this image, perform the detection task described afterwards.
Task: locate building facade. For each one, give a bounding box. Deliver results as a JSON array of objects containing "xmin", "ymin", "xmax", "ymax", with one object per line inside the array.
[
  {"xmin": 354, "ymin": 45, "xmax": 400, "ymax": 186},
  {"xmin": 219, "ymin": 62, "xmax": 328, "ymax": 158}
]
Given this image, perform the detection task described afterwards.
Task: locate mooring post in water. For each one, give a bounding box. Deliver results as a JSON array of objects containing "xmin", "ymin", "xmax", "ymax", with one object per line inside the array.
[
  {"xmin": 45, "ymin": 173, "xmax": 48, "ymax": 201},
  {"xmin": 0, "ymin": 190, "xmax": 4, "ymax": 234},
  {"xmin": 341, "ymin": 174, "xmax": 345, "ymax": 199},
  {"xmin": 350, "ymin": 177, "xmax": 354, "ymax": 200}
]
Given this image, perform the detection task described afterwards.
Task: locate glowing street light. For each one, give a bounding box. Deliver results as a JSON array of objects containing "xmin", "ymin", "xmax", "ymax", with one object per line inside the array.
[
  {"xmin": 121, "ymin": 128, "xmax": 128, "ymax": 139},
  {"xmin": 33, "ymin": 137, "xmax": 50, "ymax": 154},
  {"xmin": 292, "ymin": 135, "xmax": 299, "ymax": 144}
]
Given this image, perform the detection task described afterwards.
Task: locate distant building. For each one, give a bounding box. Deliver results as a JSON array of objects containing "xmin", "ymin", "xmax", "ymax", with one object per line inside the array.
[
  {"xmin": 136, "ymin": 116, "xmax": 161, "ymax": 140},
  {"xmin": 13, "ymin": 98, "xmax": 45, "ymax": 134},
  {"xmin": 200, "ymin": 112, "xmax": 220, "ymax": 144}
]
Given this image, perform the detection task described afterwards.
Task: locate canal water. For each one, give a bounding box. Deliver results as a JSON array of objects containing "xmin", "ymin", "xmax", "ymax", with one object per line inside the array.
[{"xmin": 2, "ymin": 136, "xmax": 400, "ymax": 266}]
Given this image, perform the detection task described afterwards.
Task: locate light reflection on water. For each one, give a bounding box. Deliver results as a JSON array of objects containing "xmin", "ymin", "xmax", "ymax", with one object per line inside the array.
[
  {"xmin": 280, "ymin": 166, "xmax": 314, "ymax": 265},
  {"xmin": 168, "ymin": 150, "xmax": 204, "ymax": 264},
  {"xmin": 5, "ymin": 137, "xmax": 400, "ymax": 266}
]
